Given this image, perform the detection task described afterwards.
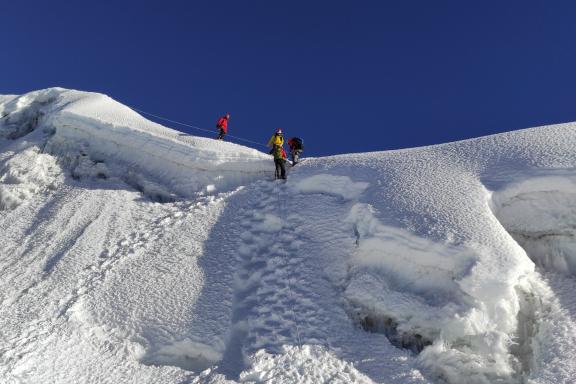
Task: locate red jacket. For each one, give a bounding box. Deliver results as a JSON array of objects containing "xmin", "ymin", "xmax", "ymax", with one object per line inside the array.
[{"xmin": 217, "ymin": 117, "xmax": 229, "ymax": 133}]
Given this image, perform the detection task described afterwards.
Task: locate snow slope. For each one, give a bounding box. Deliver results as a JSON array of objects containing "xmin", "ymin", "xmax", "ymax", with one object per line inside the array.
[
  {"xmin": 1, "ymin": 88, "xmax": 576, "ymax": 384},
  {"xmin": 0, "ymin": 88, "xmax": 271, "ymax": 206}
]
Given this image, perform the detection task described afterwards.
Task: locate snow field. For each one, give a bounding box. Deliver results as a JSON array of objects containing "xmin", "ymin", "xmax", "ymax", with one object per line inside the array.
[
  {"xmin": 92, "ymin": 194, "xmax": 234, "ymax": 375},
  {"xmin": 2, "ymin": 88, "xmax": 576, "ymax": 384},
  {"xmin": 291, "ymin": 125, "xmax": 576, "ymax": 383},
  {"xmin": 292, "ymin": 159, "xmax": 528, "ymax": 382},
  {"xmin": 0, "ymin": 176, "xmax": 246, "ymax": 383},
  {"xmin": 0, "ymin": 183, "xmax": 192, "ymax": 383}
]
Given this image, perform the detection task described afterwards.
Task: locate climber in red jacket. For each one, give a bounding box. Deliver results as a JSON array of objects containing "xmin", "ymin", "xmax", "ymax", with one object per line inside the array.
[{"xmin": 216, "ymin": 113, "xmax": 230, "ymax": 140}]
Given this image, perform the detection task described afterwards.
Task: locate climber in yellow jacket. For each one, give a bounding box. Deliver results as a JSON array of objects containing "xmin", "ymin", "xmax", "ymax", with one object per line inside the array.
[
  {"xmin": 267, "ymin": 128, "xmax": 284, "ymax": 148},
  {"xmin": 267, "ymin": 128, "xmax": 286, "ymax": 180}
]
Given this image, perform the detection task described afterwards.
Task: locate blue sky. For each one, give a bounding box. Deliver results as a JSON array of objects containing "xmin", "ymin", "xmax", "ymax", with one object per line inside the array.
[{"xmin": 2, "ymin": 1, "xmax": 576, "ymax": 156}]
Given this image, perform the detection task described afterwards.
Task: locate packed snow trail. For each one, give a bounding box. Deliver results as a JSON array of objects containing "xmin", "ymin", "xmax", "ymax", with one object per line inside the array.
[{"xmin": 209, "ymin": 176, "xmax": 430, "ymax": 383}]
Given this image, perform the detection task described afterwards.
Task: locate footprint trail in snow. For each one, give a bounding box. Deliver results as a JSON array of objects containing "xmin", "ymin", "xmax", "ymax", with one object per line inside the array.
[{"xmin": 218, "ymin": 179, "xmax": 428, "ymax": 383}]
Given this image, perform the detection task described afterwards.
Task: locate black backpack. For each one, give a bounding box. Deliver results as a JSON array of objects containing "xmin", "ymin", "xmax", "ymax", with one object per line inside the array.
[{"xmin": 291, "ymin": 137, "xmax": 304, "ymax": 150}]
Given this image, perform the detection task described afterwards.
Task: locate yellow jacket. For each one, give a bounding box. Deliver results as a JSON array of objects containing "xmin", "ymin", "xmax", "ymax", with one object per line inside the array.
[{"xmin": 268, "ymin": 134, "xmax": 284, "ymax": 147}]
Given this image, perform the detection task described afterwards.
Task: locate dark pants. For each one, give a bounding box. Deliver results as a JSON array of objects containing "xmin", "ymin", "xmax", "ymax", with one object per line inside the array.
[
  {"xmin": 274, "ymin": 158, "xmax": 286, "ymax": 179},
  {"xmin": 291, "ymin": 149, "xmax": 302, "ymax": 165},
  {"xmin": 216, "ymin": 128, "xmax": 226, "ymax": 140}
]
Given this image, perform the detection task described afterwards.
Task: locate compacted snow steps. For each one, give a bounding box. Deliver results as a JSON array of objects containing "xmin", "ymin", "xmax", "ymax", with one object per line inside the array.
[
  {"xmin": 209, "ymin": 177, "xmax": 429, "ymax": 383},
  {"xmin": 2, "ymin": 88, "xmax": 576, "ymax": 383}
]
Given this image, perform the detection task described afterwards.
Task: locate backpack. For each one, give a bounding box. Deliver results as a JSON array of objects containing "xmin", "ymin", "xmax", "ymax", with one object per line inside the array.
[{"xmin": 291, "ymin": 137, "xmax": 304, "ymax": 150}]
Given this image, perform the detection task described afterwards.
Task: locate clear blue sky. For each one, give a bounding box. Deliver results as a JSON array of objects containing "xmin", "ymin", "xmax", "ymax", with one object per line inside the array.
[{"xmin": 2, "ymin": 1, "xmax": 576, "ymax": 156}]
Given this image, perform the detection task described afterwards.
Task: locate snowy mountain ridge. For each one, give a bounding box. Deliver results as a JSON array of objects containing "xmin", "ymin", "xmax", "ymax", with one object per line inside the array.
[
  {"xmin": 1, "ymin": 88, "xmax": 576, "ymax": 384},
  {"xmin": 0, "ymin": 88, "xmax": 271, "ymax": 207}
]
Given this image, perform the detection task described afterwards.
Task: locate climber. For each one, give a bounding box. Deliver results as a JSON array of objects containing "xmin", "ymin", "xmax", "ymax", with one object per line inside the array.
[
  {"xmin": 272, "ymin": 144, "xmax": 287, "ymax": 180},
  {"xmin": 287, "ymin": 137, "xmax": 304, "ymax": 165},
  {"xmin": 215, "ymin": 113, "xmax": 230, "ymax": 140},
  {"xmin": 268, "ymin": 129, "xmax": 287, "ymax": 179},
  {"xmin": 267, "ymin": 128, "xmax": 284, "ymax": 148}
]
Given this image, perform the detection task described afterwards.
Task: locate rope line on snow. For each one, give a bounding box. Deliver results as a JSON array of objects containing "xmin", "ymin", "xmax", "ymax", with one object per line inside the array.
[
  {"xmin": 129, "ymin": 103, "xmax": 304, "ymax": 345},
  {"xmin": 276, "ymin": 181, "xmax": 303, "ymax": 347},
  {"xmin": 128, "ymin": 106, "xmax": 269, "ymax": 149},
  {"xmin": 129, "ymin": 103, "xmax": 304, "ymax": 343}
]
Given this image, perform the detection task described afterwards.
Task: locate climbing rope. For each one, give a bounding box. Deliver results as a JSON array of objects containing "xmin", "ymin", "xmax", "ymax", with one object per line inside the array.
[
  {"xmin": 129, "ymin": 103, "xmax": 306, "ymax": 345},
  {"xmin": 275, "ymin": 181, "xmax": 303, "ymax": 347},
  {"xmin": 128, "ymin": 106, "xmax": 269, "ymax": 149}
]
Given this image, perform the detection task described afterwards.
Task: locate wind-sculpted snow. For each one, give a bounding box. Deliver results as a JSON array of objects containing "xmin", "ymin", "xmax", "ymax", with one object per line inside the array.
[
  {"xmin": 491, "ymin": 172, "xmax": 576, "ymax": 274},
  {"xmin": 487, "ymin": 173, "xmax": 576, "ymax": 382},
  {"xmin": 290, "ymin": 124, "xmax": 576, "ymax": 383},
  {"xmin": 293, "ymin": 174, "xmax": 369, "ymax": 200},
  {"xmin": 0, "ymin": 147, "xmax": 63, "ymax": 210},
  {"xmin": 1, "ymin": 88, "xmax": 576, "ymax": 384},
  {"xmin": 0, "ymin": 88, "xmax": 272, "ymax": 206}
]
